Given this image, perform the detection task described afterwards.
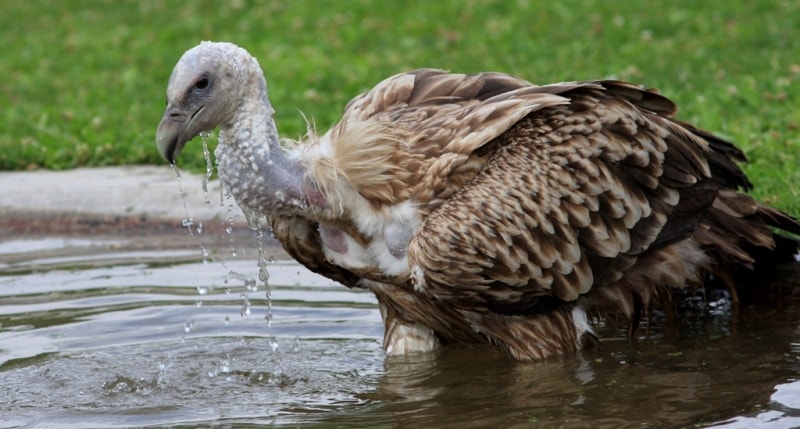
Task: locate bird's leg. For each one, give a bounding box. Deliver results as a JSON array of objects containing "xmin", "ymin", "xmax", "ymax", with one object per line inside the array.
[
  {"xmin": 383, "ymin": 320, "xmax": 440, "ymax": 355},
  {"xmin": 377, "ymin": 299, "xmax": 439, "ymax": 355}
]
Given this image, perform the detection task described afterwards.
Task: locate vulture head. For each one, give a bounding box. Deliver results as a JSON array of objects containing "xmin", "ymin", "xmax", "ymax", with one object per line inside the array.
[
  {"xmin": 156, "ymin": 42, "xmax": 305, "ymax": 218},
  {"xmin": 156, "ymin": 42, "xmax": 266, "ymax": 164}
]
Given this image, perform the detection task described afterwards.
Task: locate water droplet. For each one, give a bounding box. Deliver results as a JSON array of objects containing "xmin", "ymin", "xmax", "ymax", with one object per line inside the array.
[
  {"xmin": 183, "ymin": 319, "xmax": 194, "ymax": 333},
  {"xmin": 196, "ymin": 222, "xmax": 204, "ymax": 235},
  {"xmin": 197, "ymin": 286, "xmax": 208, "ymax": 295},
  {"xmin": 269, "ymin": 367, "xmax": 283, "ymax": 384},
  {"xmin": 245, "ymin": 221, "xmax": 273, "ymax": 327},
  {"xmin": 195, "ymin": 300, "xmax": 202, "ymax": 308},
  {"xmin": 182, "ymin": 218, "xmax": 194, "ymax": 228},
  {"xmin": 244, "ymin": 278, "xmax": 257, "ymax": 292},
  {"xmin": 240, "ymin": 297, "xmax": 251, "ymax": 317},
  {"xmin": 224, "ymin": 316, "xmax": 230, "ymax": 325},
  {"xmin": 169, "ymin": 163, "xmax": 182, "ymax": 177},
  {"xmin": 292, "ymin": 336, "xmax": 300, "ymax": 353},
  {"xmin": 269, "ymin": 337, "xmax": 279, "ymax": 353},
  {"xmin": 201, "ymin": 132, "xmax": 214, "ymax": 207}
]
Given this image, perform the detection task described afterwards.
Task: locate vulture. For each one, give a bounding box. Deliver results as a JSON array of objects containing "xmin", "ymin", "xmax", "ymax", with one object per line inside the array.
[{"xmin": 156, "ymin": 41, "xmax": 800, "ymax": 360}]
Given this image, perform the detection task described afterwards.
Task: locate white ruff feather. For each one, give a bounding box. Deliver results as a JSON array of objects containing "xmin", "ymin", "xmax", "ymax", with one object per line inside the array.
[{"xmin": 295, "ymin": 127, "xmax": 422, "ymax": 276}]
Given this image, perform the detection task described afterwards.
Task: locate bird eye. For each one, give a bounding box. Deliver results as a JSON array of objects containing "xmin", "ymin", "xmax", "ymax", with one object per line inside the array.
[{"xmin": 195, "ymin": 77, "xmax": 209, "ymax": 90}]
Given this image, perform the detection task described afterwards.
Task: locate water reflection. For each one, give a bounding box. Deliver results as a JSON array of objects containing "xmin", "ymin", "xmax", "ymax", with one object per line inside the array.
[
  {"xmin": 335, "ymin": 321, "xmax": 798, "ymax": 428},
  {"xmin": 0, "ymin": 238, "xmax": 798, "ymax": 428}
]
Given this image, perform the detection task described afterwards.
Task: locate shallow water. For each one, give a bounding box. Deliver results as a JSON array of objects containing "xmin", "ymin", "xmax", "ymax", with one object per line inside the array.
[{"xmin": 1, "ymin": 236, "xmax": 799, "ymax": 428}]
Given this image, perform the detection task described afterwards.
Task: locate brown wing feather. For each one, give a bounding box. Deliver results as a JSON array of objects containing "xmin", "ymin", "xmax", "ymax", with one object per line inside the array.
[
  {"xmin": 325, "ymin": 70, "xmax": 572, "ymax": 210},
  {"xmin": 407, "ymin": 82, "xmax": 718, "ymax": 313}
]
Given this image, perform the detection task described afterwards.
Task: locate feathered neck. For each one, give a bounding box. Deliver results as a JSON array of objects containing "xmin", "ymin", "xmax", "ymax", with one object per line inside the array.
[{"xmin": 214, "ymin": 58, "xmax": 308, "ymax": 218}]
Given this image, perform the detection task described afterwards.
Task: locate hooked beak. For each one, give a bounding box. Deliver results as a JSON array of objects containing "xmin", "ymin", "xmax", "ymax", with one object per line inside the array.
[{"xmin": 156, "ymin": 104, "xmax": 205, "ymax": 164}]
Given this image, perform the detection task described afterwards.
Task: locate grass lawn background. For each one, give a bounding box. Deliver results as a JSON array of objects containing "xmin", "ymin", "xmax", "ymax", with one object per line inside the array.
[{"xmin": 1, "ymin": 0, "xmax": 798, "ymax": 212}]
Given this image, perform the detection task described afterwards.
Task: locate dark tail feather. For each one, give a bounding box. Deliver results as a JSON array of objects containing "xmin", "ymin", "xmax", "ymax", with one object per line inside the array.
[
  {"xmin": 749, "ymin": 201, "xmax": 800, "ymax": 267},
  {"xmin": 719, "ymin": 231, "xmax": 800, "ymax": 304},
  {"xmin": 696, "ymin": 191, "xmax": 799, "ymax": 263},
  {"xmin": 755, "ymin": 203, "xmax": 800, "ymax": 237},
  {"xmin": 745, "ymin": 229, "xmax": 800, "ymax": 273},
  {"xmin": 695, "ymin": 190, "xmax": 800, "ymax": 302}
]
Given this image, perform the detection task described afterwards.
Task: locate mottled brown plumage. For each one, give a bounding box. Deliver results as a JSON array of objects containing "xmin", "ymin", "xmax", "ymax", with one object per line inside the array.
[{"xmin": 157, "ymin": 42, "xmax": 800, "ymax": 360}]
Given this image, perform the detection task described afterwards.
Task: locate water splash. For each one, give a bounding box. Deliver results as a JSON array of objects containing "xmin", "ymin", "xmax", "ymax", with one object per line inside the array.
[
  {"xmin": 208, "ymin": 357, "xmax": 232, "ymax": 378},
  {"xmin": 102, "ymin": 375, "xmax": 159, "ymax": 396},
  {"xmin": 268, "ymin": 336, "xmax": 285, "ymax": 384},
  {"xmin": 155, "ymin": 360, "xmax": 171, "ymax": 387}
]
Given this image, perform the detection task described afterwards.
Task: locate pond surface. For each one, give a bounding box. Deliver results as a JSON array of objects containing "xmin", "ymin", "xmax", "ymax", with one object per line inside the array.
[{"xmin": 1, "ymin": 235, "xmax": 799, "ymax": 428}]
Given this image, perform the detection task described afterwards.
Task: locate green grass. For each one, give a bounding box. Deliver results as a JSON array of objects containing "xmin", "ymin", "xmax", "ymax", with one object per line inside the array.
[{"xmin": 1, "ymin": 0, "xmax": 798, "ymax": 212}]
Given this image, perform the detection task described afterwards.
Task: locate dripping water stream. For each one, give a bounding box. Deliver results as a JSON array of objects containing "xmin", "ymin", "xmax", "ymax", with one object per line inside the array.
[
  {"xmin": 170, "ymin": 133, "xmax": 275, "ymax": 345},
  {"xmin": 201, "ymin": 131, "xmax": 213, "ymax": 207}
]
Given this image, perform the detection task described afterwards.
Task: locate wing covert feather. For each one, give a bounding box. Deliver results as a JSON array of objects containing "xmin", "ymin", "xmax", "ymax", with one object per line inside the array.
[{"xmin": 407, "ymin": 84, "xmax": 715, "ymax": 313}]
